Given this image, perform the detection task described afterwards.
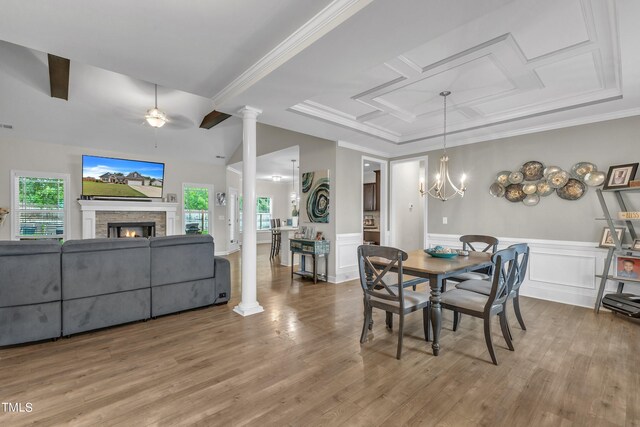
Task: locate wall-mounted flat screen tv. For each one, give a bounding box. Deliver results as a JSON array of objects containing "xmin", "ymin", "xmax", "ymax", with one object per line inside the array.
[{"xmin": 82, "ymin": 155, "xmax": 165, "ymax": 198}]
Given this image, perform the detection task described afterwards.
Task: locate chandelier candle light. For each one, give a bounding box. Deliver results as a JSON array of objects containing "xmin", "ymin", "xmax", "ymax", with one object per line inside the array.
[{"xmin": 421, "ymin": 90, "xmax": 467, "ymax": 201}]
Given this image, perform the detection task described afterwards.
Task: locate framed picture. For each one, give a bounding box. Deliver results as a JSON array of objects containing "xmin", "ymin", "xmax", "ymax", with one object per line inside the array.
[
  {"xmin": 599, "ymin": 226, "xmax": 625, "ymax": 247},
  {"xmin": 166, "ymin": 193, "xmax": 177, "ymax": 203},
  {"xmin": 216, "ymin": 192, "xmax": 226, "ymax": 206},
  {"xmin": 315, "ymin": 231, "xmax": 324, "ymax": 240},
  {"xmin": 614, "ymin": 255, "xmax": 640, "ymax": 281},
  {"xmin": 603, "ymin": 163, "xmax": 638, "ymax": 190},
  {"xmin": 633, "ymin": 239, "xmax": 640, "ymax": 251}
]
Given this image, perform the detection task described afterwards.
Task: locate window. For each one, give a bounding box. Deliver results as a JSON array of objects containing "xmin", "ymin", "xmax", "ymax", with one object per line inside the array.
[
  {"xmin": 238, "ymin": 196, "xmax": 272, "ymax": 231},
  {"xmin": 182, "ymin": 183, "xmax": 213, "ymax": 235},
  {"xmin": 12, "ymin": 171, "xmax": 69, "ymax": 240},
  {"xmin": 256, "ymin": 197, "xmax": 272, "ymax": 230}
]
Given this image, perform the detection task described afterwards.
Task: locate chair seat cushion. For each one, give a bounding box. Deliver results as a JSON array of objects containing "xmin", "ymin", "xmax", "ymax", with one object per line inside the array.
[
  {"xmin": 370, "ymin": 285, "xmax": 430, "ymax": 310},
  {"xmin": 449, "ymin": 271, "xmax": 491, "ymax": 282},
  {"xmin": 441, "ymin": 288, "xmax": 488, "ymax": 312},
  {"xmin": 455, "ymin": 279, "xmax": 491, "ymax": 295}
]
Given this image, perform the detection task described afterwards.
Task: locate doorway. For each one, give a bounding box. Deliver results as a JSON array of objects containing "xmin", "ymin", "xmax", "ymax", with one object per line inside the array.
[
  {"xmin": 389, "ymin": 156, "xmax": 428, "ymax": 250},
  {"xmin": 361, "ymin": 156, "xmax": 389, "ymax": 246}
]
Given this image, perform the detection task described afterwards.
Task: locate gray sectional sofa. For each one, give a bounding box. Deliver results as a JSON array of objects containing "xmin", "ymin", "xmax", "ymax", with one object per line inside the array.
[
  {"xmin": 0, "ymin": 235, "xmax": 230, "ymax": 346},
  {"xmin": 0, "ymin": 241, "xmax": 62, "ymax": 346}
]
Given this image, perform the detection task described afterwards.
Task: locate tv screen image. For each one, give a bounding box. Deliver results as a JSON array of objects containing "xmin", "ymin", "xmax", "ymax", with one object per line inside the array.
[{"xmin": 82, "ymin": 155, "xmax": 165, "ymax": 198}]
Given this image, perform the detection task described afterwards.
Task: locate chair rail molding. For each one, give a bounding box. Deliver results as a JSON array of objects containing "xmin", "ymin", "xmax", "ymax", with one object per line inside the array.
[{"xmin": 427, "ymin": 233, "xmax": 640, "ymax": 308}]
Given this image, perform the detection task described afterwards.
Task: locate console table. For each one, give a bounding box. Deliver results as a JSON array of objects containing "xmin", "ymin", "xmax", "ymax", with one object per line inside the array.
[{"xmin": 290, "ymin": 238, "xmax": 330, "ymax": 283}]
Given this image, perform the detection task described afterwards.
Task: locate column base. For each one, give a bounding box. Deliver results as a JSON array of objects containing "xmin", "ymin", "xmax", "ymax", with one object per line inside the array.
[{"xmin": 233, "ymin": 302, "xmax": 265, "ymax": 317}]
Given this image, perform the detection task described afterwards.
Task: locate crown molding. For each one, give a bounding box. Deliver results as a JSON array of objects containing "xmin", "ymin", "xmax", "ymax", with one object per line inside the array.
[
  {"xmin": 212, "ymin": 0, "xmax": 373, "ymax": 107},
  {"xmin": 386, "ymin": 106, "xmax": 640, "ymax": 159},
  {"xmin": 337, "ymin": 140, "xmax": 392, "ymax": 158}
]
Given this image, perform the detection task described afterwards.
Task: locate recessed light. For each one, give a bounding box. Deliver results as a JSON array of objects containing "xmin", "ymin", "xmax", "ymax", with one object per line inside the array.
[
  {"xmin": 364, "ymin": 163, "xmax": 370, "ymax": 167},
  {"xmin": 272, "ymin": 176, "xmax": 282, "ymax": 182}
]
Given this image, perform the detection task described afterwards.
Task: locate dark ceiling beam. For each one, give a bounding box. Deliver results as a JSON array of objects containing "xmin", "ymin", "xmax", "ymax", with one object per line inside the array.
[
  {"xmin": 48, "ymin": 54, "xmax": 70, "ymax": 100},
  {"xmin": 200, "ymin": 110, "xmax": 231, "ymax": 129}
]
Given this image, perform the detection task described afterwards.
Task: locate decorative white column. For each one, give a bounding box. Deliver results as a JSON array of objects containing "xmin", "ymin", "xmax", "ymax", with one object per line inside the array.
[{"xmin": 233, "ymin": 106, "xmax": 264, "ymax": 317}]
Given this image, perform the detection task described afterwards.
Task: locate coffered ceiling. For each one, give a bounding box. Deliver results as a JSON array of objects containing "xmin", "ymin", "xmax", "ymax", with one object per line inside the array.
[
  {"xmin": 0, "ymin": 0, "xmax": 638, "ymax": 162},
  {"xmin": 290, "ymin": 0, "xmax": 622, "ymax": 147}
]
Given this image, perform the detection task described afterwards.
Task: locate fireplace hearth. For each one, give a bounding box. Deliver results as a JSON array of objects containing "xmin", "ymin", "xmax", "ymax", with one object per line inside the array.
[{"xmin": 108, "ymin": 222, "xmax": 156, "ymax": 238}]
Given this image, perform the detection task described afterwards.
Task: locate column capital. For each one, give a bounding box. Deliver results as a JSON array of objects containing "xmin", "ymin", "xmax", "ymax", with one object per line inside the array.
[{"xmin": 238, "ymin": 106, "xmax": 262, "ymax": 118}]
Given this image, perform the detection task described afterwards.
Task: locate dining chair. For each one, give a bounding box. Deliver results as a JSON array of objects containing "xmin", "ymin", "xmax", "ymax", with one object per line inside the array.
[
  {"xmin": 269, "ymin": 219, "xmax": 281, "ymax": 259},
  {"xmin": 357, "ymin": 245, "xmax": 430, "ymax": 359},
  {"xmin": 431, "ymin": 247, "xmax": 517, "ymax": 365},
  {"xmin": 446, "ymin": 235, "xmax": 499, "ymax": 285},
  {"xmin": 456, "ymin": 243, "xmax": 530, "ymax": 331}
]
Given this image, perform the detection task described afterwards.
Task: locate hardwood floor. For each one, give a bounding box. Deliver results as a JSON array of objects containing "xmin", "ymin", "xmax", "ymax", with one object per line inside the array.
[{"xmin": 1, "ymin": 244, "xmax": 639, "ymax": 426}]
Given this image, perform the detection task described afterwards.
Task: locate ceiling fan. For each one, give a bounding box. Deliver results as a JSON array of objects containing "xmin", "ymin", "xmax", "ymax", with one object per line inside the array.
[
  {"xmin": 145, "ymin": 84, "xmax": 167, "ymax": 128},
  {"xmin": 132, "ymin": 83, "xmax": 193, "ymax": 130}
]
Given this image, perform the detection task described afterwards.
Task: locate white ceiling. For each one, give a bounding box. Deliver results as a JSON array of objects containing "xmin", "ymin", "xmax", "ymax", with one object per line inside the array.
[{"xmin": 1, "ymin": 0, "xmax": 639, "ymax": 168}]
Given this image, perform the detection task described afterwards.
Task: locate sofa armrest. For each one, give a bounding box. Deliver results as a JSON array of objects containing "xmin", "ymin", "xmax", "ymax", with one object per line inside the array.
[{"xmin": 213, "ymin": 257, "xmax": 230, "ymax": 304}]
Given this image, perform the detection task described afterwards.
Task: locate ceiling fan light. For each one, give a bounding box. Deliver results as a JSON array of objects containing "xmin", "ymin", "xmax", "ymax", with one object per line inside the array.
[{"xmin": 145, "ymin": 108, "xmax": 167, "ymax": 128}]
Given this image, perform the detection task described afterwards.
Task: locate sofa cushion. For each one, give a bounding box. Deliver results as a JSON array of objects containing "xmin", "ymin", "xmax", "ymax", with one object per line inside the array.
[
  {"xmin": 62, "ymin": 288, "xmax": 150, "ymax": 335},
  {"xmin": 62, "ymin": 238, "xmax": 150, "ymax": 299},
  {"xmin": 0, "ymin": 240, "xmax": 61, "ymax": 307},
  {"xmin": 149, "ymin": 235, "xmax": 215, "ymax": 287},
  {"xmin": 0, "ymin": 302, "xmax": 61, "ymax": 345}
]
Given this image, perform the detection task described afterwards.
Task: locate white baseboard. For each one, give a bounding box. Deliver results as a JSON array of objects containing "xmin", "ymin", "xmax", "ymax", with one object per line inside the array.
[{"xmin": 428, "ymin": 233, "xmax": 640, "ymax": 309}]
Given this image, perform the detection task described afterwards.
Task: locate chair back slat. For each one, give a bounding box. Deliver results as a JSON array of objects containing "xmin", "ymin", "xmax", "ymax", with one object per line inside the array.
[
  {"xmin": 358, "ymin": 245, "xmax": 408, "ymax": 308},
  {"xmin": 485, "ymin": 247, "xmax": 517, "ymax": 312},
  {"xmin": 507, "ymin": 243, "xmax": 530, "ymax": 292},
  {"xmin": 460, "ymin": 235, "xmax": 499, "ymax": 253}
]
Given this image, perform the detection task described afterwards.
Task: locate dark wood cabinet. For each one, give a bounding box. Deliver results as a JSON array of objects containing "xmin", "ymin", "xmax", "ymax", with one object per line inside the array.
[
  {"xmin": 363, "ymin": 183, "xmax": 376, "ymax": 211},
  {"xmin": 363, "ymin": 170, "xmax": 381, "ymax": 212}
]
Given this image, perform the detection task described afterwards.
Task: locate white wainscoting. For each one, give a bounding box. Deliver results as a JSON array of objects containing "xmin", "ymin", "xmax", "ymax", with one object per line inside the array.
[
  {"xmin": 331, "ymin": 233, "xmax": 362, "ymax": 283},
  {"xmin": 428, "ymin": 233, "xmax": 640, "ymax": 308}
]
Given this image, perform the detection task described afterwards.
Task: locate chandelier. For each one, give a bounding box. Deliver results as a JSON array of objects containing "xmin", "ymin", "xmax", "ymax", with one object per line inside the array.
[
  {"xmin": 421, "ymin": 91, "xmax": 466, "ymax": 201},
  {"xmin": 145, "ymin": 84, "xmax": 168, "ymax": 128}
]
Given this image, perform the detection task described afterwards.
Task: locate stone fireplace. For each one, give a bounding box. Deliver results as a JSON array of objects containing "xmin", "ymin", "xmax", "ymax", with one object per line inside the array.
[{"xmin": 78, "ymin": 200, "xmax": 178, "ymax": 239}]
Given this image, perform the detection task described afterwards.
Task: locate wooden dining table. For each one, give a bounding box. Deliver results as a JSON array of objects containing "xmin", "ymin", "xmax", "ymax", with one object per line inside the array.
[{"xmin": 372, "ymin": 249, "xmax": 492, "ymax": 356}]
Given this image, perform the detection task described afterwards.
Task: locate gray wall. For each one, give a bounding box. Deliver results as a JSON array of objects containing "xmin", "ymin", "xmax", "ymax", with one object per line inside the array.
[
  {"xmin": 404, "ymin": 116, "xmax": 640, "ymax": 242},
  {"xmin": 335, "ymin": 146, "xmax": 388, "ymax": 234},
  {"xmin": 0, "ymin": 138, "xmax": 229, "ymax": 247}
]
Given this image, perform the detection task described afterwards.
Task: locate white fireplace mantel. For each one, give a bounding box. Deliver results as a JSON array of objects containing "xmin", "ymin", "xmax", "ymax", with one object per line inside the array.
[{"xmin": 78, "ymin": 200, "xmax": 179, "ymax": 239}]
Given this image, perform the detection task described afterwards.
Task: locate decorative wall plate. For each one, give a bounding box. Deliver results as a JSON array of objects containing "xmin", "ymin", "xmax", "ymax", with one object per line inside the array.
[
  {"xmin": 496, "ymin": 171, "xmax": 511, "ymax": 186},
  {"xmin": 571, "ymin": 162, "xmax": 597, "ymax": 180},
  {"xmin": 505, "ymin": 184, "xmax": 526, "ymax": 202},
  {"xmin": 522, "ymin": 182, "xmax": 537, "ymax": 194},
  {"xmin": 508, "ymin": 171, "xmax": 524, "ymax": 184},
  {"xmin": 584, "ymin": 171, "xmax": 606, "ymax": 187},
  {"xmin": 536, "ymin": 180, "xmax": 555, "ymax": 196},
  {"xmin": 489, "ymin": 182, "xmax": 505, "ymax": 197},
  {"xmin": 521, "ymin": 161, "xmax": 544, "ymax": 181},
  {"xmin": 522, "ymin": 194, "xmax": 540, "ymax": 206},
  {"xmin": 556, "ymin": 178, "xmax": 586, "ymax": 200},
  {"xmin": 547, "ymin": 170, "xmax": 570, "ymax": 188},
  {"xmin": 543, "ymin": 165, "xmax": 562, "ymax": 178}
]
